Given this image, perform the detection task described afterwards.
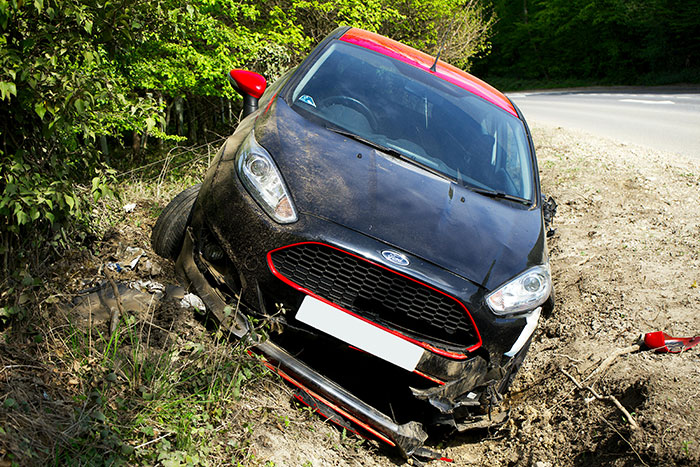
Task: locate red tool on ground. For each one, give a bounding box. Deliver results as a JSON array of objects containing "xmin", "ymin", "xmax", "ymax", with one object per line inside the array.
[{"xmin": 641, "ymin": 331, "xmax": 700, "ymax": 353}]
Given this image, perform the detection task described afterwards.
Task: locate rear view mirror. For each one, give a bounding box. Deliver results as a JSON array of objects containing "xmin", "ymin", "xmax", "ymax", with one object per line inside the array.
[{"xmin": 228, "ymin": 70, "xmax": 267, "ymax": 117}]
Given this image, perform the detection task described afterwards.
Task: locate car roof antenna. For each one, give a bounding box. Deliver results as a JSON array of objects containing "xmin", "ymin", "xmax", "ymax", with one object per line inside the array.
[{"xmin": 430, "ymin": 14, "xmax": 455, "ymax": 73}]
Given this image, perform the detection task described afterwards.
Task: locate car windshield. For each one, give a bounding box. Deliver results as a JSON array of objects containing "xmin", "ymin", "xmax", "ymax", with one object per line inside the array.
[{"xmin": 289, "ymin": 41, "xmax": 535, "ymax": 202}]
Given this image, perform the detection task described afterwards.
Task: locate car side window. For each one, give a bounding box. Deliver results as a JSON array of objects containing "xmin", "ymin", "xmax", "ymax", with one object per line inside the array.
[{"xmin": 502, "ymin": 122, "xmax": 533, "ymax": 199}]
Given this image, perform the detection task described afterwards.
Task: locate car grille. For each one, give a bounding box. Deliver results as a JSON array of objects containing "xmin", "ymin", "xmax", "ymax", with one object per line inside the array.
[{"xmin": 268, "ymin": 243, "xmax": 479, "ymax": 350}]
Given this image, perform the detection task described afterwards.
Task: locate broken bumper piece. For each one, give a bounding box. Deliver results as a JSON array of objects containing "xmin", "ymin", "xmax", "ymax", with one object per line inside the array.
[{"xmin": 176, "ymin": 229, "xmax": 517, "ymax": 459}]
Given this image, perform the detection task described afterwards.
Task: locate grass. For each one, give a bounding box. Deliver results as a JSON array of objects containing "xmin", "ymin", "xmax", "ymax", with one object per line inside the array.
[
  {"xmin": 1, "ymin": 140, "xmax": 374, "ymax": 466},
  {"xmin": 0, "ymin": 142, "xmax": 284, "ymax": 466},
  {"xmin": 2, "ymin": 265, "xmax": 271, "ymax": 465}
]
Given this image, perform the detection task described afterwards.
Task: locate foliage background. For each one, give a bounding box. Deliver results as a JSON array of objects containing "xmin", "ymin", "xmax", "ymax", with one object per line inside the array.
[{"xmin": 474, "ymin": 0, "xmax": 700, "ymax": 86}]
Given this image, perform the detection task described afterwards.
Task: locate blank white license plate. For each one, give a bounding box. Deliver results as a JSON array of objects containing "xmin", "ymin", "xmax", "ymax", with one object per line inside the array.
[{"xmin": 296, "ymin": 295, "xmax": 424, "ymax": 372}]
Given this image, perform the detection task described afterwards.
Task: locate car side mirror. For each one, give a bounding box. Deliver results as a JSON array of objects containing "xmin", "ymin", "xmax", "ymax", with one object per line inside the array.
[{"xmin": 228, "ymin": 70, "xmax": 267, "ymax": 118}]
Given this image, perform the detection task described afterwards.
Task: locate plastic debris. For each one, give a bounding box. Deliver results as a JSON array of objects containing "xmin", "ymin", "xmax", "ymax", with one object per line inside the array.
[
  {"xmin": 180, "ymin": 293, "xmax": 206, "ymax": 312},
  {"xmin": 129, "ymin": 279, "xmax": 165, "ymax": 294},
  {"xmin": 124, "ymin": 247, "xmax": 145, "ymax": 270},
  {"xmin": 123, "ymin": 203, "xmax": 137, "ymax": 212},
  {"xmin": 70, "ymin": 280, "xmax": 166, "ymax": 325},
  {"xmin": 141, "ymin": 259, "xmax": 162, "ymax": 276},
  {"xmin": 106, "ymin": 248, "xmax": 146, "ymax": 273},
  {"xmin": 641, "ymin": 331, "xmax": 700, "ymax": 353},
  {"xmin": 107, "ymin": 262, "xmax": 123, "ymax": 272}
]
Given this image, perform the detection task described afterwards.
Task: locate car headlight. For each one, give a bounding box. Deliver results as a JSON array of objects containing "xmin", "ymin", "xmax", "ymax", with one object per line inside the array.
[
  {"xmin": 486, "ymin": 264, "xmax": 552, "ymax": 315},
  {"xmin": 235, "ymin": 130, "xmax": 298, "ymax": 223}
]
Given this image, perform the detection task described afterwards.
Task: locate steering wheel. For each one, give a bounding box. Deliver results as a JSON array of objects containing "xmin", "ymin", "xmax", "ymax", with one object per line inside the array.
[{"xmin": 319, "ymin": 95, "xmax": 378, "ymax": 130}]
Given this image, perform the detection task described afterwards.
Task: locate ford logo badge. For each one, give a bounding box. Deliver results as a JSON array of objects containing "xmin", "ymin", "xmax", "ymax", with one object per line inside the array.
[{"xmin": 382, "ymin": 250, "xmax": 410, "ymax": 266}]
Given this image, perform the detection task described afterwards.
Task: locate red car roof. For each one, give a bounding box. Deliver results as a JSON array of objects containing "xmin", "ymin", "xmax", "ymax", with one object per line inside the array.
[{"xmin": 339, "ymin": 28, "xmax": 517, "ymax": 117}]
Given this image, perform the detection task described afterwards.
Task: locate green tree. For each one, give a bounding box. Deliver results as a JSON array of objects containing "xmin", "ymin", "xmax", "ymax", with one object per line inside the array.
[
  {"xmin": 383, "ymin": 0, "xmax": 496, "ymax": 70},
  {"xmin": 477, "ymin": 0, "xmax": 700, "ymax": 83},
  {"xmin": 0, "ymin": 0, "xmax": 159, "ymax": 272}
]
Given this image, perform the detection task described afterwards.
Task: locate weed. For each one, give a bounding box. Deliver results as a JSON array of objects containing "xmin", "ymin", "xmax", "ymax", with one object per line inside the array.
[
  {"xmin": 0, "ymin": 161, "xmax": 273, "ymax": 465},
  {"xmin": 682, "ymin": 440, "xmax": 692, "ymax": 457},
  {"xmin": 279, "ymin": 414, "xmax": 291, "ymax": 429}
]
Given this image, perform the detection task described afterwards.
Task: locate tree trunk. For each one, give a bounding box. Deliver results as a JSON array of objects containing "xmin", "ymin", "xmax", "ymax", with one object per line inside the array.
[
  {"xmin": 165, "ymin": 98, "xmax": 173, "ymax": 134},
  {"xmin": 100, "ymin": 135, "xmax": 109, "ymax": 156},
  {"xmin": 187, "ymin": 97, "xmax": 197, "ymax": 143},
  {"xmin": 158, "ymin": 95, "xmax": 164, "ymax": 149},
  {"xmin": 175, "ymin": 98, "xmax": 184, "ymax": 136},
  {"xmin": 132, "ymin": 130, "xmax": 141, "ymax": 154},
  {"xmin": 220, "ymin": 97, "xmax": 226, "ymax": 124}
]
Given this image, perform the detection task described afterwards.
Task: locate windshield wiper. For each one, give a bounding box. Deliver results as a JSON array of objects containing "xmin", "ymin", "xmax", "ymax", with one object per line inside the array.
[
  {"xmin": 325, "ymin": 125, "xmax": 450, "ymax": 179},
  {"xmin": 325, "ymin": 126, "xmax": 403, "ymax": 157},
  {"xmin": 468, "ymin": 186, "xmax": 531, "ymax": 205}
]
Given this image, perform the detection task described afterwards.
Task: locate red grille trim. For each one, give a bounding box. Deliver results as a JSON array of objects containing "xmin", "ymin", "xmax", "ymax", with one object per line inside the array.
[{"xmin": 266, "ymin": 241, "xmax": 482, "ymax": 359}]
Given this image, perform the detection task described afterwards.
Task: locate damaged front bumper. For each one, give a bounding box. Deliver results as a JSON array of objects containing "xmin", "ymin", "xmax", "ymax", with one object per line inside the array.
[
  {"xmin": 175, "ymin": 226, "xmax": 539, "ymax": 459},
  {"xmin": 176, "ymin": 229, "xmax": 430, "ymax": 455}
]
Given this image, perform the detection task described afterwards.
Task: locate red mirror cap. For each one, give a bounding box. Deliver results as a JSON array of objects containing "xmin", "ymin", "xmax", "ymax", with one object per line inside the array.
[{"xmin": 229, "ymin": 70, "xmax": 266, "ymax": 99}]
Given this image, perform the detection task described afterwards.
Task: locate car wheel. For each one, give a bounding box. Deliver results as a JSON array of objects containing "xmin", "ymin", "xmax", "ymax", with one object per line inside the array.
[{"xmin": 151, "ymin": 184, "xmax": 201, "ymax": 260}]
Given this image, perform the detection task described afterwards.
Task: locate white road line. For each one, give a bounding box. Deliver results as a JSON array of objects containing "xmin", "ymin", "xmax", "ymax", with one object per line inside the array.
[{"xmin": 619, "ymin": 98, "xmax": 675, "ymax": 104}]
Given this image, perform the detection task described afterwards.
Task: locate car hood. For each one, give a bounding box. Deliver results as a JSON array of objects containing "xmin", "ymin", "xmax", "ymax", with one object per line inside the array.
[{"xmin": 255, "ymin": 99, "xmax": 545, "ymax": 290}]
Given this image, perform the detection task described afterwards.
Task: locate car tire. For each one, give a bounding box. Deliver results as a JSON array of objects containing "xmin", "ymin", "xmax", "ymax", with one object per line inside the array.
[{"xmin": 151, "ymin": 184, "xmax": 201, "ymax": 260}]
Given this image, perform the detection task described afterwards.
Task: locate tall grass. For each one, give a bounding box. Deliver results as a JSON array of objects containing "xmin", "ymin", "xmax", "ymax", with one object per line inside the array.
[{"xmin": 0, "ymin": 143, "xmax": 274, "ymax": 465}]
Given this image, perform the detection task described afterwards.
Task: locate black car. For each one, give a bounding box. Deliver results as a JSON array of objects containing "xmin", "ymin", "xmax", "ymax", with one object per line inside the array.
[{"xmin": 152, "ymin": 26, "xmax": 553, "ymax": 460}]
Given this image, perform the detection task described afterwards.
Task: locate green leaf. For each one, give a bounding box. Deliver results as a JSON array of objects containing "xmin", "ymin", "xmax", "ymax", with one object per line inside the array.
[
  {"xmin": 74, "ymin": 99, "xmax": 86, "ymax": 114},
  {"xmin": 35, "ymin": 102, "xmax": 47, "ymax": 119},
  {"xmin": 64, "ymin": 193, "xmax": 75, "ymax": 210},
  {"xmin": 145, "ymin": 117, "xmax": 156, "ymax": 132},
  {"xmin": 21, "ymin": 273, "xmax": 34, "ymax": 286},
  {"xmin": 16, "ymin": 210, "xmax": 29, "ymax": 225},
  {"xmin": 0, "ymin": 81, "xmax": 17, "ymax": 101},
  {"xmin": 120, "ymin": 444, "xmax": 135, "ymax": 456},
  {"xmin": 34, "ymin": 0, "xmax": 43, "ymax": 13}
]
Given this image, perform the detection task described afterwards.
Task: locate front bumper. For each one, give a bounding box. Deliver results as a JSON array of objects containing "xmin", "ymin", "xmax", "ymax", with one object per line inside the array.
[{"xmin": 176, "ymin": 229, "xmax": 431, "ymax": 456}]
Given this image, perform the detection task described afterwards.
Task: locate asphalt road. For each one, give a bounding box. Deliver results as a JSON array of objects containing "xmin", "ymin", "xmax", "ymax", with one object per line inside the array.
[{"xmin": 507, "ymin": 88, "xmax": 700, "ymax": 159}]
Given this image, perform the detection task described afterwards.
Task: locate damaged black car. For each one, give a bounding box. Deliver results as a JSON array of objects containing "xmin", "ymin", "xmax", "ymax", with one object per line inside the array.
[{"xmin": 152, "ymin": 26, "xmax": 553, "ymax": 460}]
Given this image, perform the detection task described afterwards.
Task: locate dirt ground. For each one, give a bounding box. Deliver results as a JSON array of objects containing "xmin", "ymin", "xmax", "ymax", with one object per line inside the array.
[
  {"xmin": 235, "ymin": 123, "xmax": 700, "ymax": 466},
  {"xmin": 2, "ymin": 122, "xmax": 698, "ymax": 466}
]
